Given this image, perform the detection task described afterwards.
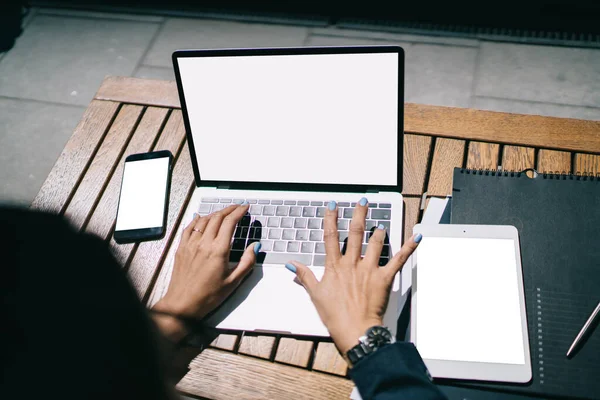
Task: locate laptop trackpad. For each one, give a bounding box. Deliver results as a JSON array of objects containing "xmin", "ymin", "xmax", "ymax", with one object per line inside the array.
[{"xmin": 205, "ymin": 265, "xmax": 329, "ymax": 337}]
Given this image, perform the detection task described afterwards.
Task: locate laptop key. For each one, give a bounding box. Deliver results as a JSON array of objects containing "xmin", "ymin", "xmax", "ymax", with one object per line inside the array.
[
  {"xmin": 337, "ymin": 219, "xmax": 349, "ymax": 230},
  {"xmin": 249, "ymin": 205, "xmax": 262, "ymax": 215},
  {"xmin": 343, "ymin": 208, "xmax": 354, "ymax": 219},
  {"xmin": 211, "ymin": 204, "xmax": 225, "ymax": 212},
  {"xmin": 220, "ymin": 198, "xmax": 232, "ymax": 203},
  {"xmin": 313, "ymin": 255, "xmax": 326, "ymax": 266},
  {"xmin": 276, "ymin": 206, "xmax": 289, "ymax": 216},
  {"xmin": 379, "ymin": 203, "xmax": 392, "ymax": 208},
  {"xmin": 271, "ymin": 200, "xmax": 284, "ymax": 205},
  {"xmin": 308, "ymin": 218, "xmax": 321, "ymax": 229},
  {"xmin": 366, "ymin": 220, "xmax": 377, "ymax": 230},
  {"xmin": 289, "ymin": 206, "xmax": 302, "ymax": 217},
  {"xmin": 261, "ymin": 252, "xmax": 311, "ymax": 266},
  {"xmin": 339, "ymin": 231, "xmax": 348, "ymax": 242},
  {"xmin": 301, "ymin": 242, "xmax": 314, "ymax": 253},
  {"xmin": 233, "ymin": 199, "xmax": 244, "ymax": 204},
  {"xmin": 258, "ymin": 199, "xmax": 270, "ymax": 204},
  {"xmin": 296, "ymin": 230, "xmax": 309, "ymax": 241},
  {"xmin": 302, "ymin": 207, "xmax": 316, "ymax": 217},
  {"xmin": 378, "ymin": 221, "xmax": 390, "ymax": 230},
  {"xmin": 338, "ymin": 202, "xmax": 350, "ymax": 207},
  {"xmin": 297, "ymin": 201, "xmax": 309, "ymax": 206},
  {"xmin": 316, "ymin": 207, "xmax": 326, "ymax": 217},
  {"xmin": 267, "ymin": 217, "xmax": 280, "ymax": 228},
  {"xmin": 371, "ymin": 209, "xmax": 391, "ymax": 220},
  {"xmin": 284, "ymin": 200, "xmax": 296, "ymax": 205},
  {"xmin": 260, "ymin": 240, "xmax": 273, "ymax": 251},
  {"xmin": 198, "ymin": 203, "xmax": 212, "ymax": 214},
  {"xmin": 263, "ymin": 206, "xmax": 275, "ymax": 216},
  {"xmin": 294, "ymin": 218, "xmax": 307, "ymax": 229},
  {"xmin": 268, "ymin": 229, "xmax": 282, "ymax": 240},
  {"xmin": 280, "ymin": 217, "xmax": 293, "ymax": 228},
  {"xmin": 254, "ymin": 216, "xmax": 267, "ymax": 226},
  {"xmin": 201, "ymin": 197, "xmax": 219, "ymax": 203},
  {"xmin": 232, "ymin": 238, "xmax": 246, "ymax": 250},
  {"xmin": 311, "ymin": 201, "xmax": 323, "ymax": 206},
  {"xmin": 315, "ymin": 242, "xmax": 326, "ymax": 254},
  {"xmin": 239, "ymin": 215, "xmax": 251, "ymax": 226},
  {"xmin": 287, "ymin": 241, "xmax": 300, "ymax": 252},
  {"xmin": 247, "ymin": 199, "xmax": 258, "ymax": 204},
  {"xmin": 310, "ymin": 230, "xmax": 323, "ymax": 241},
  {"xmin": 282, "ymin": 229, "xmax": 295, "ymax": 240},
  {"xmin": 273, "ymin": 241, "xmax": 286, "ymax": 252}
]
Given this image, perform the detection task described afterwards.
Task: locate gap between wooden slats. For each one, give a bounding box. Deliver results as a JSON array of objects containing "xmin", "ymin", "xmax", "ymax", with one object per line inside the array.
[
  {"xmin": 63, "ymin": 104, "xmax": 144, "ymax": 231},
  {"xmin": 426, "ymin": 138, "xmax": 466, "ymax": 197},
  {"xmin": 127, "ymin": 143, "xmax": 195, "ymax": 301},
  {"xmin": 178, "ymin": 349, "xmax": 353, "ymax": 400},
  {"xmin": 85, "ymin": 107, "xmax": 170, "ymax": 238},
  {"xmin": 108, "ymin": 110, "xmax": 187, "ymax": 269},
  {"xmin": 501, "ymin": 145, "xmax": 535, "ymax": 171},
  {"xmin": 31, "ymin": 100, "xmax": 120, "ymax": 214},
  {"xmin": 574, "ymin": 153, "xmax": 600, "ymax": 175},
  {"xmin": 537, "ymin": 149, "xmax": 571, "ymax": 173},
  {"xmin": 402, "ymin": 134, "xmax": 432, "ymax": 196}
]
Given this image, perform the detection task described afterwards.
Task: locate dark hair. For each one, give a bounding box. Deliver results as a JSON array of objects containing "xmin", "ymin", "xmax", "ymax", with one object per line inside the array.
[{"xmin": 1, "ymin": 207, "xmax": 173, "ymax": 399}]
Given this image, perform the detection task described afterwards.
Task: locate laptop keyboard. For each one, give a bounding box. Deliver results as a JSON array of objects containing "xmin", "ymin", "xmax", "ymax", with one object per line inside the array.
[{"xmin": 197, "ymin": 197, "xmax": 392, "ymax": 267}]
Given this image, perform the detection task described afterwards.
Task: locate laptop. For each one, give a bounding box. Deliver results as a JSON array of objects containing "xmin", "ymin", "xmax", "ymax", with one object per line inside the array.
[{"xmin": 172, "ymin": 46, "xmax": 405, "ymax": 337}]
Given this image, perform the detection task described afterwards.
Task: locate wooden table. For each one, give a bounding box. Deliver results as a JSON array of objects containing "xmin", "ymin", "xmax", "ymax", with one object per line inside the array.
[{"xmin": 32, "ymin": 76, "xmax": 600, "ymax": 400}]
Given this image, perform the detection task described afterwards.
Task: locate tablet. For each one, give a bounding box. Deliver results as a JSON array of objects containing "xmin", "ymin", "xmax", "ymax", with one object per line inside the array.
[{"xmin": 410, "ymin": 224, "xmax": 531, "ymax": 383}]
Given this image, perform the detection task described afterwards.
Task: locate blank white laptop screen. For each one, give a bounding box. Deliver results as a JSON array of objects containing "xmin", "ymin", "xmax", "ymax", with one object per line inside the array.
[
  {"xmin": 177, "ymin": 52, "xmax": 399, "ymax": 186},
  {"xmin": 416, "ymin": 237, "xmax": 526, "ymax": 365}
]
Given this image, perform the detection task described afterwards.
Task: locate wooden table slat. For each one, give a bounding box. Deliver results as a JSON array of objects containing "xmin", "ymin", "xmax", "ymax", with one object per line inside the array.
[
  {"xmin": 466, "ymin": 141, "xmax": 500, "ymax": 170},
  {"xmin": 210, "ymin": 334, "xmax": 240, "ymax": 352},
  {"xmin": 108, "ymin": 111, "xmax": 187, "ymax": 268},
  {"xmin": 63, "ymin": 105, "xmax": 143, "ymax": 231},
  {"xmin": 274, "ymin": 338, "xmax": 314, "ymax": 368},
  {"xmin": 426, "ymin": 138, "xmax": 466, "ymax": 196},
  {"xmin": 95, "ymin": 77, "xmax": 600, "ymax": 154},
  {"xmin": 178, "ymin": 349, "xmax": 353, "ymax": 400},
  {"xmin": 128, "ymin": 144, "xmax": 194, "ymax": 300},
  {"xmin": 502, "ymin": 145, "xmax": 535, "ymax": 171},
  {"xmin": 85, "ymin": 107, "xmax": 169, "ymax": 239},
  {"xmin": 402, "ymin": 134, "xmax": 432, "ymax": 195},
  {"xmin": 31, "ymin": 100, "xmax": 120, "ymax": 213},
  {"xmin": 537, "ymin": 149, "xmax": 571, "ymax": 174},
  {"xmin": 574, "ymin": 153, "xmax": 600, "ymax": 175},
  {"xmin": 312, "ymin": 342, "xmax": 347, "ymax": 376},
  {"xmin": 238, "ymin": 335, "xmax": 277, "ymax": 360},
  {"xmin": 403, "ymin": 197, "xmax": 422, "ymax": 243}
]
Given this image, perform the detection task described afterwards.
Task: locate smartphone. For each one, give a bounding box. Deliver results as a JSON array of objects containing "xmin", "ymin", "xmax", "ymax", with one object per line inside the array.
[{"xmin": 114, "ymin": 150, "xmax": 173, "ymax": 244}]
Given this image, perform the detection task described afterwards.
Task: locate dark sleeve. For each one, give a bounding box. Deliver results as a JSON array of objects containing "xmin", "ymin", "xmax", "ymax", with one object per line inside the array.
[{"xmin": 349, "ymin": 342, "xmax": 448, "ymax": 400}]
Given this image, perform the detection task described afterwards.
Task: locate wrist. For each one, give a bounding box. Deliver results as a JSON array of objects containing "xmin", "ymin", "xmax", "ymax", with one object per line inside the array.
[
  {"xmin": 332, "ymin": 318, "xmax": 383, "ymax": 354},
  {"xmin": 151, "ymin": 300, "xmax": 189, "ymax": 344}
]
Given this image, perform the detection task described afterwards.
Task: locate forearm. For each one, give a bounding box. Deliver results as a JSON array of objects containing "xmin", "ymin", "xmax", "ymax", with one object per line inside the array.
[{"xmin": 350, "ymin": 342, "xmax": 447, "ymax": 400}]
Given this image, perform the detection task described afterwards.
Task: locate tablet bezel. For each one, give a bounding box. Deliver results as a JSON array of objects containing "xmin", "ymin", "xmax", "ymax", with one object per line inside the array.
[{"xmin": 410, "ymin": 224, "xmax": 532, "ymax": 383}]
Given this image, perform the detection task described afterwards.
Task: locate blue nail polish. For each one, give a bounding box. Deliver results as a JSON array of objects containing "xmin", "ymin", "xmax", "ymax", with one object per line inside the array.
[
  {"xmin": 328, "ymin": 200, "xmax": 336, "ymax": 211},
  {"xmin": 254, "ymin": 242, "xmax": 262, "ymax": 255},
  {"xmin": 285, "ymin": 263, "xmax": 297, "ymax": 273},
  {"xmin": 378, "ymin": 224, "xmax": 385, "ymax": 230},
  {"xmin": 193, "ymin": 212, "xmax": 200, "ymax": 218},
  {"xmin": 241, "ymin": 200, "xmax": 249, "ymax": 205},
  {"xmin": 414, "ymin": 233, "xmax": 423, "ymax": 243},
  {"xmin": 359, "ymin": 197, "xmax": 368, "ymax": 206}
]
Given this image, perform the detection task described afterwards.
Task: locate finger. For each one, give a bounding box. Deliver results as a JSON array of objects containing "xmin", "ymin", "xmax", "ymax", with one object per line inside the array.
[
  {"xmin": 323, "ymin": 200, "xmax": 341, "ymax": 263},
  {"xmin": 216, "ymin": 202, "xmax": 250, "ymax": 245},
  {"xmin": 363, "ymin": 225, "xmax": 386, "ymax": 266},
  {"xmin": 202, "ymin": 204, "xmax": 239, "ymax": 239},
  {"xmin": 188, "ymin": 214, "xmax": 212, "ymax": 244},
  {"xmin": 286, "ymin": 261, "xmax": 318, "ymax": 295},
  {"xmin": 346, "ymin": 197, "xmax": 369, "ymax": 261},
  {"xmin": 383, "ymin": 233, "xmax": 422, "ymax": 279},
  {"xmin": 181, "ymin": 213, "xmax": 201, "ymax": 245},
  {"xmin": 227, "ymin": 242, "xmax": 260, "ymax": 285}
]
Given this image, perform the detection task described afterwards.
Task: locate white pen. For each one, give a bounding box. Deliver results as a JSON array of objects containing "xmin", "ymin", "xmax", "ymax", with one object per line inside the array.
[{"xmin": 566, "ymin": 301, "xmax": 600, "ymax": 358}]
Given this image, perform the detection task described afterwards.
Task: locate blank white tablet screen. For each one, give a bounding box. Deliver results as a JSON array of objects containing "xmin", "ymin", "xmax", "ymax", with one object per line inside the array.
[{"xmin": 416, "ymin": 237, "xmax": 526, "ymax": 365}]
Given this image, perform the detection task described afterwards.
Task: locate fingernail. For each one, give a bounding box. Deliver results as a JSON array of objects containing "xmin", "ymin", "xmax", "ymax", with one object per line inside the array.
[
  {"xmin": 414, "ymin": 233, "xmax": 423, "ymax": 243},
  {"xmin": 193, "ymin": 212, "xmax": 200, "ymax": 218},
  {"xmin": 359, "ymin": 197, "xmax": 368, "ymax": 206},
  {"xmin": 241, "ymin": 200, "xmax": 248, "ymax": 205},
  {"xmin": 253, "ymin": 242, "xmax": 261, "ymax": 255},
  {"xmin": 328, "ymin": 200, "xmax": 336, "ymax": 211},
  {"xmin": 285, "ymin": 263, "xmax": 297, "ymax": 273},
  {"xmin": 378, "ymin": 224, "xmax": 385, "ymax": 230}
]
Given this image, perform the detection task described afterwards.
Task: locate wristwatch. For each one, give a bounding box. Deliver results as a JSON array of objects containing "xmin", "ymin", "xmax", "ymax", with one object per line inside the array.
[{"xmin": 343, "ymin": 325, "xmax": 396, "ymax": 368}]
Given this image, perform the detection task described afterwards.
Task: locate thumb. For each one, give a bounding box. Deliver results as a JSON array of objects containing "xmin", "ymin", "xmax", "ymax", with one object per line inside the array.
[
  {"xmin": 228, "ymin": 242, "xmax": 260, "ymax": 284},
  {"xmin": 285, "ymin": 261, "xmax": 318, "ymax": 294}
]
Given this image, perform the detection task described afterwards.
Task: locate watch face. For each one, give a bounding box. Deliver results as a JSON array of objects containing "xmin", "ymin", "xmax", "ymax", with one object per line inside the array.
[{"xmin": 366, "ymin": 326, "xmax": 393, "ymax": 349}]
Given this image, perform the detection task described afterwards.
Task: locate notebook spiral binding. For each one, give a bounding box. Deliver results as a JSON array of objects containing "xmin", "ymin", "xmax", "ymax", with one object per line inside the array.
[{"xmin": 459, "ymin": 168, "xmax": 599, "ymax": 181}]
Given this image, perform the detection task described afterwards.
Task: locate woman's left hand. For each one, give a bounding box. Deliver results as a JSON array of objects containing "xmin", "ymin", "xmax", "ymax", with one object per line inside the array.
[{"xmin": 152, "ymin": 203, "xmax": 259, "ymax": 341}]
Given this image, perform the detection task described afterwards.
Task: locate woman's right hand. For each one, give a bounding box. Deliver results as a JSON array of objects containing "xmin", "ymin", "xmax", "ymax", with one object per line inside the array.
[{"xmin": 286, "ymin": 198, "xmax": 422, "ymax": 354}]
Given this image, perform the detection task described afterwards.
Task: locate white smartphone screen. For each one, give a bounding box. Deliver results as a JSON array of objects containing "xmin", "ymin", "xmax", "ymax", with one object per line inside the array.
[
  {"xmin": 416, "ymin": 236, "xmax": 526, "ymax": 365},
  {"xmin": 115, "ymin": 157, "xmax": 170, "ymax": 231}
]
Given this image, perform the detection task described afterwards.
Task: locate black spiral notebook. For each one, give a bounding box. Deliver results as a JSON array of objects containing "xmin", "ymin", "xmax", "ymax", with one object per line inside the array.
[{"xmin": 450, "ymin": 168, "xmax": 600, "ymax": 399}]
